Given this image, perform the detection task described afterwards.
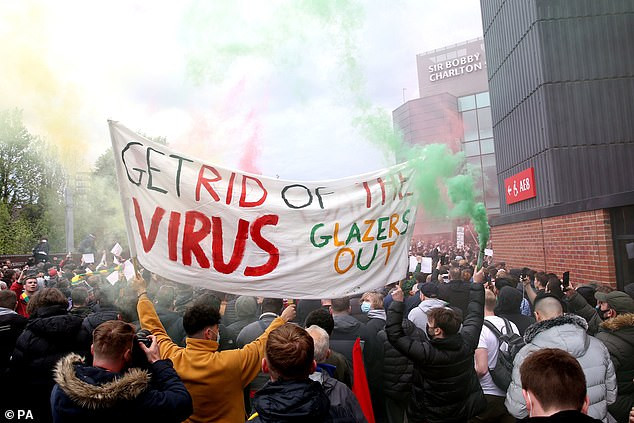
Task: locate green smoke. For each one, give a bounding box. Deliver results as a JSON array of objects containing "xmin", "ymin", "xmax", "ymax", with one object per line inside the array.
[
  {"xmin": 329, "ymin": 2, "xmax": 491, "ymax": 252},
  {"xmin": 181, "ymin": 0, "xmax": 490, "ymax": 250},
  {"xmin": 356, "ymin": 109, "xmax": 490, "ymax": 251},
  {"xmin": 182, "ymin": 0, "xmax": 364, "ymax": 87}
]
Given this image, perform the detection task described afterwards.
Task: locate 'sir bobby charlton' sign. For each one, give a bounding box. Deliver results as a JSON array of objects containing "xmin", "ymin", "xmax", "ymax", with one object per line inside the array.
[
  {"xmin": 108, "ymin": 121, "xmax": 417, "ymax": 299},
  {"xmin": 505, "ymin": 167, "xmax": 536, "ymax": 205}
]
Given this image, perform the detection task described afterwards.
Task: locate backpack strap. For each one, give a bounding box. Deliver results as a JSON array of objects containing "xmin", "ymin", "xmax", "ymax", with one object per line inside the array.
[
  {"xmin": 483, "ymin": 319, "xmax": 504, "ymax": 338},
  {"xmin": 502, "ymin": 317, "xmax": 514, "ymax": 335}
]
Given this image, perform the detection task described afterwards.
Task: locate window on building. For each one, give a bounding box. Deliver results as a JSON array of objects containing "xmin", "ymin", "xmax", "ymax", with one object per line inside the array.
[
  {"xmin": 464, "ymin": 141, "xmax": 480, "ymax": 157},
  {"xmin": 480, "ymin": 138, "xmax": 495, "ymax": 154},
  {"xmin": 476, "ymin": 92, "xmax": 490, "ymax": 108},
  {"xmin": 457, "ymin": 91, "xmax": 499, "ymax": 214},
  {"xmin": 462, "ymin": 110, "xmax": 479, "ymax": 141},
  {"xmin": 611, "ymin": 206, "xmax": 634, "ymax": 288},
  {"xmin": 482, "ymin": 154, "xmax": 500, "ymax": 209},
  {"xmin": 477, "ymin": 107, "xmax": 493, "ymax": 139},
  {"xmin": 466, "ymin": 156, "xmax": 484, "ymax": 194},
  {"xmin": 458, "ymin": 95, "xmax": 476, "ymax": 112}
]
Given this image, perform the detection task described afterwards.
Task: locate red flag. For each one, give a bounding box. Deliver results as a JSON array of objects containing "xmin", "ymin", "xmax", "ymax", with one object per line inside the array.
[{"xmin": 352, "ymin": 337, "xmax": 375, "ymax": 423}]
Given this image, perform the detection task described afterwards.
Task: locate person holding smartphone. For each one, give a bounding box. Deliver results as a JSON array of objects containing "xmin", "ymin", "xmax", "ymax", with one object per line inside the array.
[{"xmin": 386, "ymin": 267, "xmax": 487, "ymax": 422}]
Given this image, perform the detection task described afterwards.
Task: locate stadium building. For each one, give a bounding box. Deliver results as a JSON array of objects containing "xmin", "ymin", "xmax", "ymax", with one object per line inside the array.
[
  {"xmin": 393, "ymin": 37, "xmax": 499, "ymax": 245},
  {"xmin": 481, "ymin": 0, "xmax": 634, "ymax": 287}
]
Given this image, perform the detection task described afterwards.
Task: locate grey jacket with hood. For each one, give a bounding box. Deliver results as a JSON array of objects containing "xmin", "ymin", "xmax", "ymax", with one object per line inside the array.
[
  {"xmin": 505, "ymin": 314, "xmax": 617, "ymax": 422},
  {"xmin": 331, "ymin": 314, "xmax": 366, "ymax": 363},
  {"xmin": 407, "ymin": 298, "xmax": 448, "ymax": 331}
]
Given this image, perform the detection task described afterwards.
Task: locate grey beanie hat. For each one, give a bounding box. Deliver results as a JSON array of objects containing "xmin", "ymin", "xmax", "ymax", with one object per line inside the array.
[{"xmin": 235, "ymin": 296, "xmax": 258, "ymax": 318}]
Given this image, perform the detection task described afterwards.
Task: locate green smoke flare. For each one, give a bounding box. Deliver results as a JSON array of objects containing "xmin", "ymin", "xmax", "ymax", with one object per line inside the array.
[
  {"xmin": 357, "ymin": 110, "xmax": 490, "ymax": 254},
  {"xmin": 181, "ymin": 0, "xmax": 490, "ymax": 251}
]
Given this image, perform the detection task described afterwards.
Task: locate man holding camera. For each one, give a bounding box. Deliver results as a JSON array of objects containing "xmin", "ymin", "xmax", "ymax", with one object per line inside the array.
[{"xmin": 50, "ymin": 320, "xmax": 193, "ymax": 423}]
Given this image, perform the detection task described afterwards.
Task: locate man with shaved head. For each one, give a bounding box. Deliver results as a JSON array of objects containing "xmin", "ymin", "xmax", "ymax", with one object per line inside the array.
[
  {"xmin": 533, "ymin": 296, "xmax": 563, "ymax": 320},
  {"xmin": 505, "ymin": 295, "xmax": 617, "ymax": 421}
]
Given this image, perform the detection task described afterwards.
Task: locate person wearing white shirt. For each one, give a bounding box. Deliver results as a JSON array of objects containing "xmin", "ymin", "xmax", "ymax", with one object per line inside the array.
[{"xmin": 472, "ymin": 289, "xmax": 519, "ymax": 422}]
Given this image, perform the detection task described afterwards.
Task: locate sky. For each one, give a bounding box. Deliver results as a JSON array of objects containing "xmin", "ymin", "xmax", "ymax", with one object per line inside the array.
[{"xmin": 0, "ymin": 0, "xmax": 484, "ymax": 181}]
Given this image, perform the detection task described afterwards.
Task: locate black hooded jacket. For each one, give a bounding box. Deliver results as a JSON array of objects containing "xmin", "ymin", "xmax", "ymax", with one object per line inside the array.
[
  {"xmin": 437, "ymin": 279, "xmax": 471, "ymax": 318},
  {"xmin": 494, "ymin": 286, "xmax": 535, "ymax": 336},
  {"xmin": 330, "ymin": 314, "xmax": 366, "ymax": 362},
  {"xmin": 386, "ymin": 283, "xmax": 486, "ymax": 423},
  {"xmin": 0, "ymin": 308, "xmax": 27, "ymax": 372},
  {"xmin": 77, "ymin": 307, "xmax": 121, "ymax": 359},
  {"xmin": 250, "ymin": 379, "xmax": 332, "ymax": 422},
  {"xmin": 8, "ymin": 304, "xmax": 85, "ymax": 423}
]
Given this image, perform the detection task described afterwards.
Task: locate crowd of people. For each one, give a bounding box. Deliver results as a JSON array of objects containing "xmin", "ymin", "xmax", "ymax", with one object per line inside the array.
[{"xmin": 1, "ymin": 238, "xmax": 634, "ymax": 422}]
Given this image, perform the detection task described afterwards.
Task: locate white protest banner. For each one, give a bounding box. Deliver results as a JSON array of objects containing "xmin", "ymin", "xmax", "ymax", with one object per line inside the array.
[
  {"xmin": 109, "ymin": 121, "xmax": 417, "ymax": 298},
  {"xmin": 421, "ymin": 257, "xmax": 433, "ymax": 274},
  {"xmin": 106, "ymin": 271, "xmax": 119, "ymax": 285},
  {"xmin": 122, "ymin": 260, "xmax": 136, "ymax": 281},
  {"xmin": 484, "ymin": 248, "xmax": 493, "ymax": 257},
  {"xmin": 111, "ymin": 243, "xmax": 123, "ymax": 256},
  {"xmin": 456, "ymin": 226, "xmax": 464, "ymax": 249},
  {"xmin": 82, "ymin": 253, "xmax": 95, "ymax": 264},
  {"xmin": 408, "ymin": 256, "xmax": 418, "ymax": 272}
]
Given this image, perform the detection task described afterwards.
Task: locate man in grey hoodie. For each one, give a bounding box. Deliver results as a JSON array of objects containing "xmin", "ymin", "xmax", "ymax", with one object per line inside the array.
[
  {"xmin": 408, "ymin": 282, "xmax": 448, "ymax": 333},
  {"xmin": 330, "ymin": 297, "xmax": 366, "ymax": 363}
]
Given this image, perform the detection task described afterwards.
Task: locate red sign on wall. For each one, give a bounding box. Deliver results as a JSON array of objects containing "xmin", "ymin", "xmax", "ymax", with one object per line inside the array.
[{"xmin": 505, "ymin": 167, "xmax": 536, "ymax": 205}]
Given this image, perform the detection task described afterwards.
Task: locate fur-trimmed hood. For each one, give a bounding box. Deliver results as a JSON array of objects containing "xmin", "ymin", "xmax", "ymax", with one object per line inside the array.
[
  {"xmin": 524, "ymin": 314, "xmax": 590, "ymax": 356},
  {"xmin": 600, "ymin": 313, "xmax": 634, "ymax": 332},
  {"xmin": 53, "ymin": 353, "xmax": 151, "ymax": 409}
]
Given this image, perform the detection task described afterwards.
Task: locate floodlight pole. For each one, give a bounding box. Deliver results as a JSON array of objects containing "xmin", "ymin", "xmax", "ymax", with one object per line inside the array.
[{"xmin": 65, "ymin": 183, "xmax": 74, "ymax": 253}]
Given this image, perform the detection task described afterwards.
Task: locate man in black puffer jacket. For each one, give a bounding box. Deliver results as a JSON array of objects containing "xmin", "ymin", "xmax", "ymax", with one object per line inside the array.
[
  {"xmin": 8, "ymin": 288, "xmax": 85, "ymax": 423},
  {"xmin": 386, "ymin": 268, "xmax": 486, "ymax": 423},
  {"xmin": 377, "ymin": 318, "xmax": 425, "ymax": 423},
  {"xmin": 0, "ymin": 290, "xmax": 27, "ymax": 372},
  {"xmin": 76, "ymin": 285, "xmax": 122, "ymax": 361},
  {"xmin": 437, "ymin": 266, "xmax": 471, "ymax": 319}
]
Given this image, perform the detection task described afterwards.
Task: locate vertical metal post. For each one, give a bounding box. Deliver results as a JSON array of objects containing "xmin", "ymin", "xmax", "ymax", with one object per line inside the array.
[{"xmin": 65, "ymin": 185, "xmax": 74, "ymax": 253}]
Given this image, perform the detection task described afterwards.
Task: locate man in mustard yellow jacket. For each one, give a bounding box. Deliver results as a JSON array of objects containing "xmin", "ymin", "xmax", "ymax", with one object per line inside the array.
[{"xmin": 134, "ymin": 275, "xmax": 296, "ymax": 423}]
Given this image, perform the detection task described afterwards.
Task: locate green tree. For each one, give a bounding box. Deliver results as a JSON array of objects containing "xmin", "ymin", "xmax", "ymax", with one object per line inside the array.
[
  {"xmin": 0, "ymin": 109, "xmax": 65, "ymax": 254},
  {"xmin": 0, "ymin": 110, "xmax": 168, "ymax": 255}
]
